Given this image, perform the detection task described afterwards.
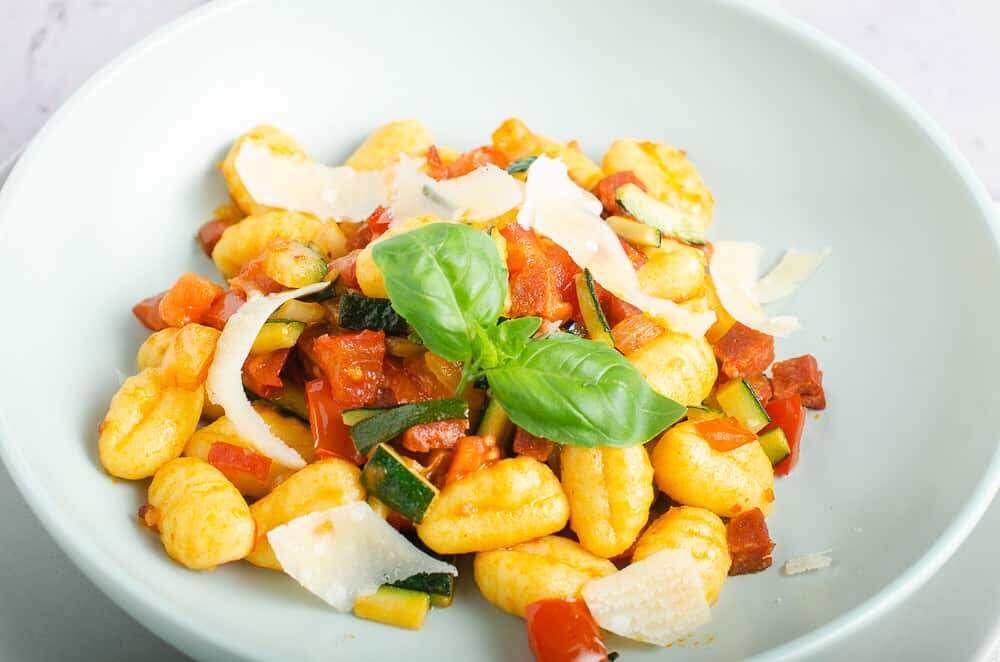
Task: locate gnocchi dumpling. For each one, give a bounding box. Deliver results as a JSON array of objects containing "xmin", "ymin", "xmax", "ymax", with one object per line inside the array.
[
  {"xmin": 627, "ymin": 332, "xmax": 717, "ymax": 406},
  {"xmin": 355, "ymin": 215, "xmax": 444, "ymax": 298},
  {"xmin": 345, "ymin": 120, "xmax": 434, "ymax": 171},
  {"xmin": 491, "ymin": 118, "xmax": 605, "ymax": 189},
  {"xmin": 211, "ymin": 210, "xmax": 324, "ymax": 278},
  {"xmin": 638, "ymin": 242, "xmax": 707, "ymax": 303}
]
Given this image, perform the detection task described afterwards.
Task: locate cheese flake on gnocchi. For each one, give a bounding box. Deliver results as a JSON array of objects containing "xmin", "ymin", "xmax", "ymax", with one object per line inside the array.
[
  {"xmin": 582, "ymin": 548, "xmax": 711, "ymax": 646},
  {"xmin": 268, "ymin": 502, "xmax": 457, "ymax": 612},
  {"xmin": 389, "ymin": 155, "xmax": 522, "ymax": 224}
]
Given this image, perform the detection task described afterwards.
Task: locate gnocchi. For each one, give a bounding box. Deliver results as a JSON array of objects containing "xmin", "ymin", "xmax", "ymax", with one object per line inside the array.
[
  {"xmin": 355, "ymin": 215, "xmax": 443, "ymax": 298},
  {"xmin": 627, "ymin": 331, "xmax": 717, "ymax": 406},
  {"xmin": 211, "ymin": 210, "xmax": 324, "ymax": 278},
  {"xmin": 491, "ymin": 117, "xmax": 605, "ymax": 189},
  {"xmin": 637, "ymin": 242, "xmax": 706, "ymax": 303},
  {"xmin": 345, "ymin": 119, "xmax": 434, "ymax": 171}
]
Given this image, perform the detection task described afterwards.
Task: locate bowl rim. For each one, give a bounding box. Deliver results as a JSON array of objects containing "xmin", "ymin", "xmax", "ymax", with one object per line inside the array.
[{"xmin": 0, "ymin": 1, "xmax": 997, "ymax": 660}]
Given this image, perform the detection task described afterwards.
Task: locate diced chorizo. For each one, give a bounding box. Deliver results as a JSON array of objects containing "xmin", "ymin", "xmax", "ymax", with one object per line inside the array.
[
  {"xmin": 726, "ymin": 507, "xmax": 774, "ymax": 575},
  {"xmin": 771, "ymin": 354, "xmax": 826, "ymax": 410},
  {"xmin": 712, "ymin": 322, "xmax": 774, "ymax": 379},
  {"xmin": 512, "ymin": 428, "xmax": 556, "ymax": 463},
  {"xmin": 401, "ymin": 419, "xmax": 468, "ymax": 453}
]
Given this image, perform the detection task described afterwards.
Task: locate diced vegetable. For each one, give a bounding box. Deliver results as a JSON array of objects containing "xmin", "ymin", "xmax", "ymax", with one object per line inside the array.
[
  {"xmin": 269, "ymin": 299, "xmax": 326, "ymax": 324},
  {"xmin": 391, "ymin": 571, "xmax": 455, "ymax": 608},
  {"xmin": 512, "ymin": 427, "xmax": 555, "ymax": 462},
  {"xmin": 312, "ymin": 330, "xmax": 386, "ymax": 408},
  {"xmin": 203, "ymin": 289, "xmax": 246, "ymax": 330},
  {"xmin": 715, "ymin": 378, "xmax": 771, "ymax": 433},
  {"xmin": 242, "ymin": 348, "xmax": 289, "ymax": 398},
  {"xmin": 401, "ymin": 419, "xmax": 468, "ymax": 453},
  {"xmin": 475, "ymin": 398, "xmax": 513, "ymax": 449},
  {"xmin": 591, "ymin": 170, "xmax": 646, "ymax": 216},
  {"xmin": 685, "ymin": 405, "xmax": 725, "ymax": 422},
  {"xmin": 353, "ymin": 586, "xmax": 430, "ymax": 630},
  {"xmin": 362, "ymin": 444, "xmax": 439, "ymax": 523},
  {"xmin": 506, "ymin": 155, "xmax": 537, "ymax": 174},
  {"xmin": 615, "ymin": 183, "xmax": 705, "ymax": 244},
  {"xmin": 159, "ymin": 272, "xmax": 225, "ymax": 327},
  {"xmin": 444, "ymin": 435, "xmax": 490, "ymax": 486},
  {"xmin": 341, "ymin": 407, "xmax": 391, "ymax": 426},
  {"xmin": 250, "ymin": 320, "xmax": 305, "ymax": 354},
  {"xmin": 694, "ymin": 416, "xmax": 757, "ymax": 452},
  {"xmin": 305, "ymin": 378, "xmax": 365, "ymax": 464},
  {"xmin": 246, "ymin": 381, "xmax": 309, "ymax": 421},
  {"xmin": 606, "ymin": 215, "xmax": 661, "ymax": 247},
  {"xmin": 338, "ymin": 291, "xmax": 409, "ymax": 335},
  {"xmin": 132, "ymin": 292, "xmax": 168, "ymax": 330},
  {"xmin": 762, "ymin": 394, "xmax": 805, "ymax": 475},
  {"xmin": 757, "ymin": 427, "xmax": 791, "ymax": 465},
  {"xmin": 501, "ymin": 223, "xmax": 575, "ymax": 322},
  {"xmin": 385, "ymin": 336, "xmax": 424, "ymax": 358},
  {"xmin": 196, "ymin": 217, "xmax": 235, "ymax": 257},
  {"xmin": 525, "ymin": 599, "xmax": 608, "ymax": 662},
  {"xmin": 207, "ymin": 441, "xmax": 272, "ymax": 483},
  {"xmin": 351, "ymin": 398, "xmax": 470, "ymax": 454},
  {"xmin": 262, "ymin": 239, "xmax": 328, "ymax": 288},
  {"xmin": 609, "ymin": 314, "xmax": 663, "ymax": 355},
  {"xmin": 574, "ymin": 269, "xmax": 613, "ymax": 347}
]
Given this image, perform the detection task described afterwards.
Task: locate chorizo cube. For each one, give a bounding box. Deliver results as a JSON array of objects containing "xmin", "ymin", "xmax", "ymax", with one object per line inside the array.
[
  {"xmin": 712, "ymin": 322, "xmax": 774, "ymax": 379},
  {"xmin": 772, "ymin": 354, "xmax": 826, "ymax": 410},
  {"xmin": 726, "ymin": 507, "xmax": 775, "ymax": 575}
]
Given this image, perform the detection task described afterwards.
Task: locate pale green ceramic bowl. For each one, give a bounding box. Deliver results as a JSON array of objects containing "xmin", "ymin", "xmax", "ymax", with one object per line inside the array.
[{"xmin": 0, "ymin": 1, "xmax": 997, "ymax": 660}]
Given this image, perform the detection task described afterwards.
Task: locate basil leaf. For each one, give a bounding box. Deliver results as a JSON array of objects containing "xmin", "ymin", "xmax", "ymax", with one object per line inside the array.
[
  {"xmin": 372, "ymin": 223, "xmax": 508, "ymax": 362},
  {"xmin": 486, "ymin": 333, "xmax": 685, "ymax": 447},
  {"xmin": 482, "ymin": 317, "xmax": 541, "ymax": 368}
]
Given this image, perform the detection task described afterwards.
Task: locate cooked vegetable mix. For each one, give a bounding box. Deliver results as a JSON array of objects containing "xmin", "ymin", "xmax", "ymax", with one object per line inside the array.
[{"xmin": 101, "ymin": 118, "xmax": 829, "ymax": 656}]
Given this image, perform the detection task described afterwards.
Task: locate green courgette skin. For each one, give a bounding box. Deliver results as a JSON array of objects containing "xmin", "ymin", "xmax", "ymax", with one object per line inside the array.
[
  {"xmin": 351, "ymin": 398, "xmax": 470, "ymax": 453},
  {"xmin": 244, "ymin": 385, "xmax": 309, "ymax": 422},
  {"xmin": 339, "ymin": 291, "xmax": 409, "ymax": 335},
  {"xmin": 506, "ymin": 156, "xmax": 537, "ymax": 174},
  {"xmin": 362, "ymin": 444, "xmax": 438, "ymax": 522},
  {"xmin": 615, "ymin": 183, "xmax": 706, "ymax": 244},
  {"xmin": 391, "ymin": 572, "xmax": 455, "ymax": 606}
]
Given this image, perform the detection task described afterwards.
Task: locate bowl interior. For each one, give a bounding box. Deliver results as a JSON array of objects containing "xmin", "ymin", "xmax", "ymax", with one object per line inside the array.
[{"xmin": 0, "ymin": 1, "xmax": 997, "ymax": 660}]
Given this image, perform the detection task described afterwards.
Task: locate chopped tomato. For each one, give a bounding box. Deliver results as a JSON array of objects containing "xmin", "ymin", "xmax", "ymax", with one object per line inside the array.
[
  {"xmin": 423, "ymin": 352, "xmax": 463, "ymax": 394},
  {"xmin": 243, "ymin": 348, "xmax": 290, "ymax": 398},
  {"xmin": 312, "ymin": 330, "xmax": 386, "ymax": 408},
  {"xmin": 158, "ymin": 272, "xmax": 225, "ymax": 327},
  {"xmin": 305, "ymin": 378, "xmax": 365, "ymax": 464},
  {"xmin": 329, "ymin": 250, "xmax": 360, "ymax": 288},
  {"xmin": 432, "ymin": 145, "xmax": 509, "ymax": 180},
  {"xmin": 132, "ymin": 292, "xmax": 167, "ymax": 330},
  {"xmin": 196, "ymin": 218, "xmax": 234, "ymax": 257},
  {"xmin": 364, "ymin": 205, "xmax": 392, "ymax": 237},
  {"xmin": 425, "ymin": 145, "xmax": 448, "ymax": 180},
  {"xmin": 618, "ymin": 236, "xmax": 648, "ymax": 269},
  {"xmin": 512, "ymin": 428, "xmax": 556, "ymax": 463},
  {"xmin": 230, "ymin": 257, "xmax": 285, "ymax": 296},
  {"xmin": 207, "ymin": 442, "xmax": 272, "ymax": 482},
  {"xmin": 540, "ymin": 237, "xmax": 582, "ymax": 313},
  {"xmin": 501, "ymin": 224, "xmax": 574, "ymax": 322},
  {"xmin": 444, "ymin": 435, "xmax": 490, "ymax": 485},
  {"xmin": 384, "ymin": 354, "xmax": 450, "ymax": 403},
  {"xmin": 422, "ymin": 448, "xmax": 453, "ymax": 489},
  {"xmin": 346, "ymin": 225, "xmax": 374, "ymax": 251},
  {"xmin": 202, "ymin": 289, "xmax": 246, "ymax": 330},
  {"xmin": 401, "ymin": 419, "xmax": 468, "ymax": 453},
  {"xmin": 610, "ymin": 314, "xmax": 663, "ymax": 355},
  {"xmin": 762, "ymin": 394, "xmax": 805, "ymax": 476},
  {"xmin": 591, "ymin": 170, "xmax": 646, "ymax": 216},
  {"xmin": 525, "ymin": 599, "xmax": 608, "ymax": 662},
  {"xmin": 695, "ymin": 416, "xmax": 757, "ymax": 452},
  {"xmin": 603, "ymin": 294, "xmax": 642, "ymax": 328}
]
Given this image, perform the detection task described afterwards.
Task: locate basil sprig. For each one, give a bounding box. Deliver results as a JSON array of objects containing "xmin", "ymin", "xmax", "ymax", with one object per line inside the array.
[{"xmin": 372, "ymin": 223, "xmax": 684, "ymax": 447}]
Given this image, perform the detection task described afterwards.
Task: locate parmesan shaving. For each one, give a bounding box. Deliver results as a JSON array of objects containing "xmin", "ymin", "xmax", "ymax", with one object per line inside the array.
[
  {"xmin": 267, "ymin": 502, "xmax": 457, "ymax": 612},
  {"xmin": 235, "ymin": 140, "xmax": 389, "ymax": 221},
  {"xmin": 518, "ymin": 156, "xmax": 715, "ymax": 337},
  {"xmin": 710, "ymin": 241, "xmax": 801, "ymax": 337},
  {"xmin": 782, "ymin": 551, "xmax": 833, "ymax": 576},
  {"xmin": 755, "ymin": 248, "xmax": 831, "ymax": 304},
  {"xmin": 205, "ymin": 281, "xmax": 330, "ymax": 469}
]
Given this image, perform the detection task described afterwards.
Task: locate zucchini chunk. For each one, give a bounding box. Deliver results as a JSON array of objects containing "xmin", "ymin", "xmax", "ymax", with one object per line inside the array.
[
  {"xmin": 476, "ymin": 397, "xmax": 514, "ymax": 449},
  {"xmin": 506, "ymin": 156, "xmax": 537, "ymax": 174},
  {"xmin": 341, "ymin": 407, "xmax": 391, "ymax": 426},
  {"xmin": 351, "ymin": 398, "xmax": 469, "ymax": 453},
  {"xmin": 391, "ymin": 571, "xmax": 456, "ymax": 608},
  {"xmin": 244, "ymin": 383, "xmax": 310, "ymax": 422},
  {"xmin": 362, "ymin": 444, "xmax": 438, "ymax": 523},
  {"xmin": 606, "ymin": 215, "xmax": 662, "ymax": 247},
  {"xmin": 758, "ymin": 427, "xmax": 791, "ymax": 465},
  {"xmin": 716, "ymin": 379, "xmax": 771, "ymax": 433},
  {"xmin": 250, "ymin": 320, "xmax": 306, "ymax": 354},
  {"xmin": 339, "ymin": 291, "xmax": 409, "ymax": 335},
  {"xmin": 615, "ymin": 183, "xmax": 705, "ymax": 244},
  {"xmin": 353, "ymin": 585, "xmax": 430, "ymax": 630},
  {"xmin": 574, "ymin": 269, "xmax": 613, "ymax": 347},
  {"xmin": 685, "ymin": 405, "xmax": 725, "ymax": 422}
]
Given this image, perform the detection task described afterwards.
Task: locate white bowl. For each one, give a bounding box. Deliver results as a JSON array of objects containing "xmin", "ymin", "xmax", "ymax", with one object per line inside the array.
[{"xmin": 0, "ymin": 1, "xmax": 997, "ymax": 660}]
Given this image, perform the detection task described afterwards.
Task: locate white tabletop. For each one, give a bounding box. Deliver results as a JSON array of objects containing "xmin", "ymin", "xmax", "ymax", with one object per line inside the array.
[{"xmin": 0, "ymin": 2, "xmax": 997, "ymax": 660}]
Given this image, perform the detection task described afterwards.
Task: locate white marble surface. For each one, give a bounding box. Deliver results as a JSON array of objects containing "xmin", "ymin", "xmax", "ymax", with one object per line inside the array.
[{"xmin": 0, "ymin": 2, "xmax": 997, "ymax": 661}]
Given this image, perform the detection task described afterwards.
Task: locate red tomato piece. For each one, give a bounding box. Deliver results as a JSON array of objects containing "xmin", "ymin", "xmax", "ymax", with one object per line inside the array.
[
  {"xmin": 501, "ymin": 224, "xmax": 574, "ymax": 322},
  {"xmin": 305, "ymin": 378, "xmax": 365, "ymax": 464},
  {"xmin": 695, "ymin": 416, "xmax": 758, "ymax": 452},
  {"xmin": 196, "ymin": 218, "xmax": 235, "ymax": 257},
  {"xmin": 329, "ymin": 250, "xmax": 360, "ymax": 288},
  {"xmin": 444, "ymin": 435, "xmax": 490, "ymax": 486},
  {"xmin": 442, "ymin": 145, "xmax": 509, "ymax": 179},
  {"xmin": 132, "ymin": 292, "xmax": 168, "ymax": 331},
  {"xmin": 424, "ymin": 145, "xmax": 448, "ymax": 180},
  {"xmin": 158, "ymin": 272, "xmax": 225, "ymax": 327},
  {"xmin": 312, "ymin": 330, "xmax": 386, "ymax": 408},
  {"xmin": 618, "ymin": 236, "xmax": 648, "ymax": 270},
  {"xmin": 202, "ymin": 289, "xmax": 246, "ymax": 330},
  {"xmin": 590, "ymin": 170, "xmax": 646, "ymax": 216},
  {"xmin": 610, "ymin": 314, "xmax": 664, "ymax": 355},
  {"xmin": 363, "ymin": 205, "xmax": 392, "ymax": 237},
  {"xmin": 207, "ymin": 441, "xmax": 272, "ymax": 483},
  {"xmin": 242, "ymin": 348, "xmax": 290, "ymax": 398},
  {"xmin": 525, "ymin": 599, "xmax": 608, "ymax": 662},
  {"xmin": 540, "ymin": 237, "xmax": 582, "ymax": 314},
  {"xmin": 512, "ymin": 428, "xmax": 556, "ymax": 463},
  {"xmin": 229, "ymin": 257, "xmax": 286, "ymax": 296},
  {"xmin": 762, "ymin": 394, "xmax": 806, "ymax": 476},
  {"xmin": 401, "ymin": 419, "xmax": 468, "ymax": 453}
]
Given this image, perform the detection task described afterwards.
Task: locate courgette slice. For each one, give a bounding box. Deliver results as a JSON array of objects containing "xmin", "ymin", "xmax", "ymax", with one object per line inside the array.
[
  {"xmin": 362, "ymin": 444, "xmax": 438, "ymax": 523},
  {"xmin": 338, "ymin": 291, "xmax": 408, "ymax": 335},
  {"xmin": 758, "ymin": 427, "xmax": 791, "ymax": 465},
  {"xmin": 353, "ymin": 585, "xmax": 430, "ymax": 630},
  {"xmin": 476, "ymin": 398, "xmax": 514, "ymax": 449},
  {"xmin": 506, "ymin": 156, "xmax": 537, "ymax": 174},
  {"xmin": 716, "ymin": 379, "xmax": 771, "ymax": 433},
  {"xmin": 391, "ymin": 572, "xmax": 456, "ymax": 608},
  {"xmin": 245, "ymin": 383, "xmax": 310, "ymax": 422},
  {"xmin": 606, "ymin": 215, "xmax": 662, "ymax": 248},
  {"xmin": 574, "ymin": 269, "xmax": 613, "ymax": 347},
  {"xmin": 342, "ymin": 407, "xmax": 392, "ymax": 426},
  {"xmin": 615, "ymin": 183, "xmax": 706, "ymax": 245},
  {"xmin": 250, "ymin": 320, "xmax": 306, "ymax": 354},
  {"xmin": 686, "ymin": 405, "xmax": 725, "ymax": 422},
  {"xmin": 351, "ymin": 398, "xmax": 469, "ymax": 454},
  {"xmin": 269, "ymin": 299, "xmax": 326, "ymax": 324}
]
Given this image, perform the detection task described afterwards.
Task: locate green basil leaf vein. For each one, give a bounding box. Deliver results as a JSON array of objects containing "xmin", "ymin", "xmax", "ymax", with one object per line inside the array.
[
  {"xmin": 372, "ymin": 223, "xmax": 508, "ymax": 362},
  {"xmin": 486, "ymin": 333, "xmax": 685, "ymax": 447}
]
